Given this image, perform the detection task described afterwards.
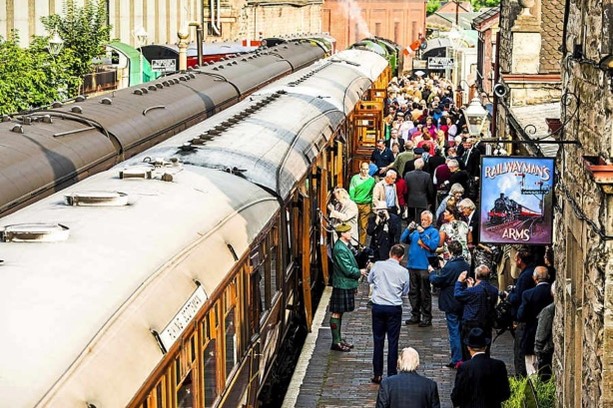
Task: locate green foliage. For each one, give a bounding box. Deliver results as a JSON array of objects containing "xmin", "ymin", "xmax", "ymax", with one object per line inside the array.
[
  {"xmin": 503, "ymin": 375, "xmax": 556, "ymax": 408},
  {"xmin": 41, "ymin": 0, "xmax": 111, "ymax": 79},
  {"xmin": 0, "ymin": 32, "xmax": 81, "ymax": 114},
  {"xmin": 470, "ymin": 0, "xmax": 501, "ymax": 11},
  {"xmin": 426, "ymin": 0, "xmax": 501, "ymax": 15},
  {"xmin": 427, "ymin": 0, "xmax": 442, "ymax": 14}
]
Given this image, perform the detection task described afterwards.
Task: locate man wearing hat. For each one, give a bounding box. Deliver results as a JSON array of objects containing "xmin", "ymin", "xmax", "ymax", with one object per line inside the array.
[
  {"xmin": 451, "ymin": 328, "xmax": 511, "ymax": 408},
  {"xmin": 329, "ymin": 223, "xmax": 369, "ymax": 352},
  {"xmin": 403, "ymin": 147, "xmax": 424, "ymax": 176}
]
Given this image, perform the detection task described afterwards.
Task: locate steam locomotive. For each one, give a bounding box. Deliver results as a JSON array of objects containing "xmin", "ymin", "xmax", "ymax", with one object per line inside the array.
[{"xmin": 488, "ymin": 193, "xmax": 541, "ymax": 224}]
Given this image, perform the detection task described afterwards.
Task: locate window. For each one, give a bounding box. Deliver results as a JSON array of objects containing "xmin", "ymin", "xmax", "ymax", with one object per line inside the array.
[
  {"xmin": 225, "ymin": 308, "xmax": 236, "ymax": 377},
  {"xmin": 394, "ymin": 22, "xmax": 400, "ymax": 43},
  {"xmin": 202, "ymin": 314, "xmax": 218, "ymax": 406},
  {"xmin": 176, "ymin": 372, "xmax": 193, "ymax": 408}
]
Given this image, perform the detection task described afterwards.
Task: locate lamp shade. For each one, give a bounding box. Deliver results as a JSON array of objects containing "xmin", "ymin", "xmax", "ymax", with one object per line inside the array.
[{"xmin": 464, "ymin": 97, "xmax": 488, "ymax": 136}]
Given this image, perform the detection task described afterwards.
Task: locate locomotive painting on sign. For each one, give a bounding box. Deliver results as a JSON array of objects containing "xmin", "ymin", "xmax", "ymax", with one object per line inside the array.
[{"xmin": 479, "ymin": 156, "xmax": 554, "ymax": 245}]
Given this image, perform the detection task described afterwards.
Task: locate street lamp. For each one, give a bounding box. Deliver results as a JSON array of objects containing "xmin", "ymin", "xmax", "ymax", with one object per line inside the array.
[
  {"xmin": 48, "ymin": 32, "xmax": 64, "ymax": 57},
  {"xmin": 463, "ymin": 97, "xmax": 489, "ymax": 137},
  {"xmin": 134, "ymin": 27, "xmax": 148, "ymax": 84}
]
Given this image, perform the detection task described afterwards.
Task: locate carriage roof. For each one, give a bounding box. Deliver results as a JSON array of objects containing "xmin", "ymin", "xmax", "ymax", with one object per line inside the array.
[{"xmin": 0, "ymin": 166, "xmax": 278, "ymax": 407}]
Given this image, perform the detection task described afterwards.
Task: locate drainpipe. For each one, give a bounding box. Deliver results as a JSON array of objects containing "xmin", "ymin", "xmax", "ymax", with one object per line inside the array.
[
  {"xmin": 189, "ymin": 22, "xmax": 204, "ymax": 66},
  {"xmin": 209, "ymin": 0, "xmax": 221, "ymax": 36}
]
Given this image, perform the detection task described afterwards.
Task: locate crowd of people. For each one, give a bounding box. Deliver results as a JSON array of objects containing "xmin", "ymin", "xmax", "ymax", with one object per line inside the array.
[{"xmin": 325, "ymin": 75, "xmax": 557, "ymax": 407}]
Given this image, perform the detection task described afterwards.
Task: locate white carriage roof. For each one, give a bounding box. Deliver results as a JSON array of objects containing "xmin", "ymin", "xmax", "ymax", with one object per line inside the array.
[
  {"xmin": 0, "ymin": 165, "xmax": 278, "ymax": 407},
  {"xmin": 121, "ymin": 49, "xmax": 388, "ymax": 200}
]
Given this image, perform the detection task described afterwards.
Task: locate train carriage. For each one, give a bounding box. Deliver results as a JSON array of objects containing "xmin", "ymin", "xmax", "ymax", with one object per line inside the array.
[
  {"xmin": 0, "ymin": 46, "xmax": 390, "ymax": 407},
  {"xmin": 0, "ymin": 40, "xmax": 328, "ymax": 217}
]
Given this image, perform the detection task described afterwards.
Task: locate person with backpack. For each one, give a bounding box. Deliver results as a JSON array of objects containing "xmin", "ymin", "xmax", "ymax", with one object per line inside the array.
[{"xmin": 454, "ymin": 265, "xmax": 498, "ymax": 362}]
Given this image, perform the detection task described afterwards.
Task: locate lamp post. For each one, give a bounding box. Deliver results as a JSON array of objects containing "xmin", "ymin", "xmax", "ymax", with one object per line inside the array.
[
  {"xmin": 134, "ymin": 27, "xmax": 148, "ymax": 84},
  {"xmin": 464, "ymin": 97, "xmax": 488, "ymax": 136},
  {"xmin": 48, "ymin": 32, "xmax": 64, "ymax": 57}
]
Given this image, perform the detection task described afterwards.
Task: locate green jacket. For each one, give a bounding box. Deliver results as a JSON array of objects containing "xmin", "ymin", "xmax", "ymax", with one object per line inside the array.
[{"xmin": 331, "ymin": 239, "xmax": 361, "ymax": 289}]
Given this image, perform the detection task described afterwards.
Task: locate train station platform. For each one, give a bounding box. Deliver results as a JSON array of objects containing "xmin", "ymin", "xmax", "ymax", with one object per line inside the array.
[{"xmin": 282, "ymin": 282, "xmax": 515, "ymax": 408}]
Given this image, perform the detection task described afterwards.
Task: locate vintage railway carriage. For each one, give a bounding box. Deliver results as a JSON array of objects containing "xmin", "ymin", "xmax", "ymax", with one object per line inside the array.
[
  {"xmin": 0, "ymin": 47, "xmax": 389, "ymax": 407},
  {"xmin": 0, "ymin": 40, "xmax": 328, "ymax": 217}
]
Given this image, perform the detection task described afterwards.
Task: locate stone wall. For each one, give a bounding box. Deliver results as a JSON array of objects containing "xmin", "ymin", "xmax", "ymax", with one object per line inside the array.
[{"xmin": 556, "ymin": 0, "xmax": 613, "ymax": 405}]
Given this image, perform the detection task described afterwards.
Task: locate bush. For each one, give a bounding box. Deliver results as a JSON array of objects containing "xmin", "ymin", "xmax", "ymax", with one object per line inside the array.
[{"xmin": 503, "ymin": 375, "xmax": 555, "ymax": 408}]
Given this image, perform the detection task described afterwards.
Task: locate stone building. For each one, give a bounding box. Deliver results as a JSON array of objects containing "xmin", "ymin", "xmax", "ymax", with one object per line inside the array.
[
  {"xmin": 554, "ymin": 0, "xmax": 613, "ymax": 405},
  {"xmin": 0, "ymin": 0, "xmax": 322, "ymax": 48},
  {"xmin": 495, "ymin": 0, "xmax": 563, "ymax": 157},
  {"xmin": 322, "ymin": 0, "xmax": 426, "ymax": 53}
]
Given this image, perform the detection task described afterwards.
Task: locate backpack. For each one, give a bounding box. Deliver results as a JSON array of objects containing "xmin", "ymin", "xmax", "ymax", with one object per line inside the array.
[{"xmin": 493, "ymin": 298, "xmax": 514, "ymax": 331}]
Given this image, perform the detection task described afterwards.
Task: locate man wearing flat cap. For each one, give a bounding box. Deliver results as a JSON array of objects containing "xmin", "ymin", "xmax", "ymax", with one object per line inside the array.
[
  {"xmin": 329, "ymin": 223, "xmax": 369, "ymax": 352},
  {"xmin": 451, "ymin": 328, "xmax": 511, "ymax": 408}
]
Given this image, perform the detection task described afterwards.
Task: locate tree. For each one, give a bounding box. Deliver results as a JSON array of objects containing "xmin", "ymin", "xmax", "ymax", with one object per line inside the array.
[
  {"xmin": 0, "ymin": 32, "xmax": 80, "ymax": 114},
  {"xmin": 41, "ymin": 0, "xmax": 111, "ymax": 80}
]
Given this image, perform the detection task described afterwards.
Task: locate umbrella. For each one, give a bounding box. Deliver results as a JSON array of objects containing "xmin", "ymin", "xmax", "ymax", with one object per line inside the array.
[{"xmin": 414, "ymin": 70, "xmax": 425, "ymax": 77}]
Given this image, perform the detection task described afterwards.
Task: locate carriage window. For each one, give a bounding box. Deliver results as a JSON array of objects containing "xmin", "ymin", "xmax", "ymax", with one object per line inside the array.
[
  {"xmin": 155, "ymin": 379, "xmax": 165, "ymax": 408},
  {"xmin": 176, "ymin": 372, "xmax": 193, "ymax": 408},
  {"xmin": 225, "ymin": 308, "xmax": 236, "ymax": 377},
  {"xmin": 204, "ymin": 339, "xmax": 217, "ymax": 405}
]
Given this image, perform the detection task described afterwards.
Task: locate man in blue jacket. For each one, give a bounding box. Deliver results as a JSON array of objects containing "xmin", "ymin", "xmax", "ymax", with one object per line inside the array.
[
  {"xmin": 401, "ymin": 210, "xmax": 440, "ymax": 327},
  {"xmin": 429, "ymin": 240, "xmax": 469, "ymax": 368}
]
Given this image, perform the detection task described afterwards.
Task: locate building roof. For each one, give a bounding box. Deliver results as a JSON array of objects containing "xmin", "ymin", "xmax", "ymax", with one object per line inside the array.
[
  {"xmin": 539, "ymin": 0, "xmax": 564, "ymax": 73},
  {"xmin": 438, "ymin": 1, "xmax": 473, "ymax": 13},
  {"xmin": 472, "ymin": 7, "xmax": 500, "ymax": 29},
  {"xmin": 510, "ymin": 102, "xmax": 561, "ymax": 157}
]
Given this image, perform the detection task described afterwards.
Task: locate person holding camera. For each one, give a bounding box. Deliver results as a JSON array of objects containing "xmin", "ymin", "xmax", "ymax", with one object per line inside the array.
[
  {"xmin": 401, "ymin": 211, "xmax": 440, "ymax": 327},
  {"xmin": 454, "ymin": 265, "xmax": 498, "ymax": 361},
  {"xmin": 367, "ymin": 201, "xmax": 401, "ymax": 261},
  {"xmin": 327, "ymin": 187, "xmax": 359, "ymax": 244},
  {"xmin": 429, "ymin": 240, "xmax": 469, "ymax": 368}
]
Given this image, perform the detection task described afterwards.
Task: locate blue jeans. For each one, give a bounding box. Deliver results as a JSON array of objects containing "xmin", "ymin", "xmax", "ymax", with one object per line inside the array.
[
  {"xmin": 372, "ymin": 304, "xmax": 403, "ymax": 377},
  {"xmin": 446, "ymin": 312, "xmax": 462, "ymax": 364}
]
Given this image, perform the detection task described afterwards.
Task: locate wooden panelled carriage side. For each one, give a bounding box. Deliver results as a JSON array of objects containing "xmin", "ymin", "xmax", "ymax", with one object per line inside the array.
[{"xmin": 0, "ymin": 47, "xmax": 389, "ymax": 408}]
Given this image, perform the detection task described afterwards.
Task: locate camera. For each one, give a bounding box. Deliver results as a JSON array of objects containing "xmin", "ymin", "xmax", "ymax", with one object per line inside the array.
[{"xmin": 407, "ymin": 221, "xmax": 418, "ymax": 231}]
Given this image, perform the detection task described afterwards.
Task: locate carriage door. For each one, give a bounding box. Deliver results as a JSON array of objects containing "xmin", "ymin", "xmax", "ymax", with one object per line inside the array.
[{"xmin": 351, "ymin": 100, "xmax": 383, "ymax": 175}]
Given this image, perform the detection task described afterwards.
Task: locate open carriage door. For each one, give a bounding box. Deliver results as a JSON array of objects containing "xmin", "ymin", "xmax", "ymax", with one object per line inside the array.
[{"xmin": 351, "ymin": 99, "xmax": 384, "ymax": 175}]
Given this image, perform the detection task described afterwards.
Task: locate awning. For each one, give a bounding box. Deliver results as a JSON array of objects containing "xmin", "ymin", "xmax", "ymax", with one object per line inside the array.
[{"xmin": 509, "ymin": 102, "xmax": 561, "ymax": 158}]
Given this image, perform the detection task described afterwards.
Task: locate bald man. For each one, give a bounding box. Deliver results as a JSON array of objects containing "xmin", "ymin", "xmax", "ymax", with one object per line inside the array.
[{"xmin": 517, "ymin": 266, "xmax": 553, "ymax": 375}]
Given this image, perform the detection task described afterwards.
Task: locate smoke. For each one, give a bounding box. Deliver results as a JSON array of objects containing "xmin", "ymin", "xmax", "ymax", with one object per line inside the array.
[{"xmin": 340, "ymin": 0, "xmax": 372, "ymax": 39}]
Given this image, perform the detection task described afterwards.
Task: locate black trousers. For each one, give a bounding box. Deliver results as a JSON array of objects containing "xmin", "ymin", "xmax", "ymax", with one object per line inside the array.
[
  {"xmin": 408, "ymin": 268, "xmax": 431, "ymax": 322},
  {"xmin": 514, "ymin": 322, "xmax": 527, "ymax": 376},
  {"xmin": 537, "ymin": 351, "xmax": 553, "ymax": 381}
]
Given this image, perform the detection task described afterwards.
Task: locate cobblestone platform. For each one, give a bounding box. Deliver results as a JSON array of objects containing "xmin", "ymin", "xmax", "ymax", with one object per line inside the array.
[{"xmin": 283, "ymin": 282, "xmax": 515, "ymax": 408}]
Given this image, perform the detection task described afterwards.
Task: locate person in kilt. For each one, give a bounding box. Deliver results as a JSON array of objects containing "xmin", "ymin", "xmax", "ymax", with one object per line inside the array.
[{"xmin": 330, "ymin": 223, "xmax": 369, "ymax": 352}]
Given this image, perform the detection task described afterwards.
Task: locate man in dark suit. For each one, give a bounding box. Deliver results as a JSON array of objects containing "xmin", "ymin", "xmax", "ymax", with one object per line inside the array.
[
  {"xmin": 404, "ymin": 158, "xmax": 434, "ymax": 223},
  {"xmin": 517, "ymin": 266, "xmax": 553, "ymax": 375},
  {"xmin": 505, "ymin": 246, "xmax": 537, "ymax": 376},
  {"xmin": 376, "ymin": 347, "xmax": 440, "ymax": 408},
  {"xmin": 451, "ymin": 328, "xmax": 511, "ymax": 408}
]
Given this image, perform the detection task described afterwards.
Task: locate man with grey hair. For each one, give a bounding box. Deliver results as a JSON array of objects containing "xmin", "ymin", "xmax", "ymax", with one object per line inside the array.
[
  {"xmin": 535, "ymin": 281, "xmax": 555, "ymax": 380},
  {"xmin": 404, "ymin": 158, "xmax": 434, "ymax": 224},
  {"xmin": 446, "ymin": 158, "xmax": 469, "ymax": 193},
  {"xmin": 454, "ymin": 265, "xmax": 499, "ymax": 361},
  {"xmin": 376, "ymin": 347, "xmax": 440, "ymax": 408},
  {"xmin": 373, "ymin": 170, "xmax": 400, "ymax": 215},
  {"xmin": 517, "ymin": 266, "xmax": 553, "ymax": 375}
]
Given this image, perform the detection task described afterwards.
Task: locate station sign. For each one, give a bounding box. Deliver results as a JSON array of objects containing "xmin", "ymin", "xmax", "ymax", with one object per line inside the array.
[
  {"xmin": 158, "ymin": 284, "xmax": 208, "ymax": 352},
  {"xmin": 428, "ymin": 57, "xmax": 453, "ymax": 69},
  {"xmin": 479, "ymin": 156, "xmax": 555, "ymax": 245},
  {"xmin": 152, "ymin": 58, "xmax": 177, "ymax": 73}
]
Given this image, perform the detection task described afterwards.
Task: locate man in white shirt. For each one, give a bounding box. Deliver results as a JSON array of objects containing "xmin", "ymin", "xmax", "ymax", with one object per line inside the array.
[{"xmin": 368, "ymin": 244, "xmax": 410, "ymax": 384}]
